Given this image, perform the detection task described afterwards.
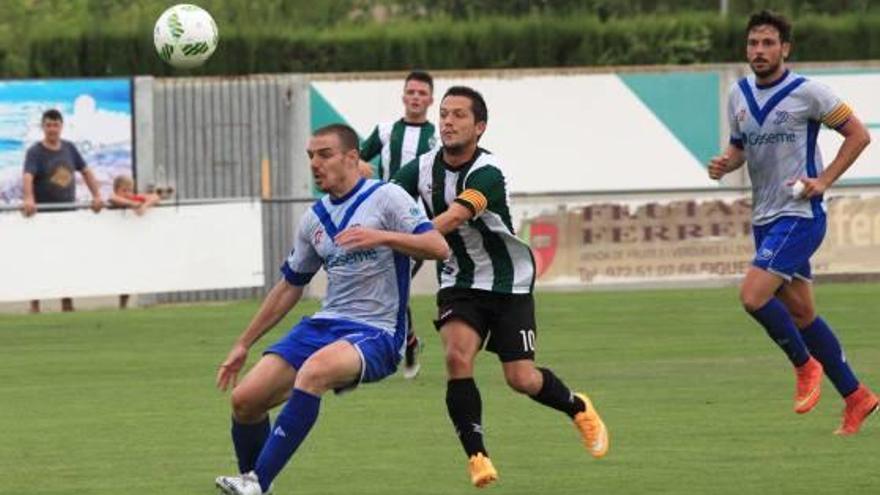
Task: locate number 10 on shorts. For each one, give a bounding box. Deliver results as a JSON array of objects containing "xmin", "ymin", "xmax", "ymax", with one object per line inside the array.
[{"xmin": 519, "ymin": 329, "xmax": 536, "ymax": 352}]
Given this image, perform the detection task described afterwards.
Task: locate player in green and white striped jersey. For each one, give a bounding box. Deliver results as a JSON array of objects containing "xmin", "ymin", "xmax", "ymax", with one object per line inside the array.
[
  {"xmin": 360, "ymin": 71, "xmax": 438, "ymax": 379},
  {"xmin": 360, "ymin": 71, "xmax": 438, "ymax": 182},
  {"xmin": 392, "ymin": 86, "xmax": 609, "ymax": 488}
]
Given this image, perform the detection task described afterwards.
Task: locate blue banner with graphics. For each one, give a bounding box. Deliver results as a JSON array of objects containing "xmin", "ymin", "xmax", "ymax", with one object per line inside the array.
[{"xmin": 0, "ymin": 78, "xmax": 133, "ymax": 205}]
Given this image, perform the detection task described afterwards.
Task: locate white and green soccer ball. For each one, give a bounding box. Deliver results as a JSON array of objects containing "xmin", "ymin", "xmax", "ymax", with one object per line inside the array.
[{"xmin": 154, "ymin": 4, "xmax": 219, "ymax": 69}]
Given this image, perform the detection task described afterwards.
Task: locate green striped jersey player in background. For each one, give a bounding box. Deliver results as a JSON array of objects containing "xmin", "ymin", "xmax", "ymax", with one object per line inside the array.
[
  {"xmin": 392, "ymin": 86, "xmax": 609, "ymax": 488},
  {"xmin": 359, "ymin": 71, "xmax": 438, "ymax": 182},
  {"xmin": 359, "ymin": 70, "xmax": 439, "ymax": 379}
]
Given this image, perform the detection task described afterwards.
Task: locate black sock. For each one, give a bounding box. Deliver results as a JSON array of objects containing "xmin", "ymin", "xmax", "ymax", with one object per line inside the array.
[
  {"xmin": 406, "ymin": 306, "xmax": 415, "ymax": 335},
  {"xmin": 446, "ymin": 378, "xmax": 488, "ymax": 457},
  {"xmin": 231, "ymin": 416, "xmax": 270, "ymax": 474},
  {"xmin": 529, "ymin": 367, "xmax": 586, "ymax": 419}
]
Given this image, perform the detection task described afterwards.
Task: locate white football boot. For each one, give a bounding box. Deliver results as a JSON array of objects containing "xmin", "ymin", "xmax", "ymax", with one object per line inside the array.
[{"xmin": 215, "ymin": 471, "xmax": 272, "ymax": 495}]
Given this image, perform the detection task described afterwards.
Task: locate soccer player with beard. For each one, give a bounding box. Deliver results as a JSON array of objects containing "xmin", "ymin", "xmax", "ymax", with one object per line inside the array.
[
  {"xmin": 709, "ymin": 10, "xmax": 877, "ymax": 435},
  {"xmin": 393, "ymin": 86, "xmax": 609, "ymax": 488}
]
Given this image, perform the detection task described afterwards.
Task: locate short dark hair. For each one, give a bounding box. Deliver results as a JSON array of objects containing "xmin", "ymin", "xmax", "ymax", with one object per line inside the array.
[
  {"xmin": 42, "ymin": 109, "xmax": 63, "ymax": 123},
  {"xmin": 405, "ymin": 70, "xmax": 433, "ymax": 92},
  {"xmin": 443, "ymin": 86, "xmax": 488, "ymax": 125},
  {"xmin": 747, "ymin": 10, "xmax": 792, "ymax": 43},
  {"xmin": 313, "ymin": 123, "xmax": 359, "ymax": 153}
]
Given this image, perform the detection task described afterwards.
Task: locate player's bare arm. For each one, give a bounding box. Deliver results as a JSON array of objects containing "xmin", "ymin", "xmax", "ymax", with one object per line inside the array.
[
  {"xmin": 708, "ymin": 145, "xmax": 746, "ymax": 180},
  {"xmin": 216, "ymin": 280, "xmax": 304, "ymax": 391},
  {"xmin": 335, "ymin": 227, "xmax": 449, "ymax": 260},
  {"xmin": 797, "ymin": 114, "xmax": 871, "ymax": 198},
  {"xmin": 432, "ymin": 202, "xmax": 474, "ymax": 235}
]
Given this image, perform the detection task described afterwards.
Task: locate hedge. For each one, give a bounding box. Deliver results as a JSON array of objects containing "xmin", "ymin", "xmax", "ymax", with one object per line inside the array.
[{"xmin": 16, "ymin": 13, "xmax": 880, "ymax": 77}]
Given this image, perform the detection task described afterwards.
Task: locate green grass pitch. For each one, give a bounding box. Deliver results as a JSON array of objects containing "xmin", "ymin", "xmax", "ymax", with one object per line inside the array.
[{"xmin": 1, "ymin": 284, "xmax": 877, "ymax": 494}]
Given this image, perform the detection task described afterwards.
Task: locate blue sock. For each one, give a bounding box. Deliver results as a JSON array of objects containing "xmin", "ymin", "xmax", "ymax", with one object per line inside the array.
[
  {"xmin": 231, "ymin": 416, "xmax": 270, "ymax": 473},
  {"xmin": 748, "ymin": 298, "xmax": 810, "ymax": 367},
  {"xmin": 801, "ymin": 316, "xmax": 860, "ymax": 397},
  {"xmin": 254, "ymin": 389, "xmax": 321, "ymax": 492}
]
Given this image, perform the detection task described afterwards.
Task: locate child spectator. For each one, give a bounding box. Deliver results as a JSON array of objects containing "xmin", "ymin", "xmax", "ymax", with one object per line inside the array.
[
  {"xmin": 109, "ymin": 175, "xmax": 160, "ymax": 215},
  {"xmin": 109, "ymin": 175, "xmax": 161, "ymax": 309}
]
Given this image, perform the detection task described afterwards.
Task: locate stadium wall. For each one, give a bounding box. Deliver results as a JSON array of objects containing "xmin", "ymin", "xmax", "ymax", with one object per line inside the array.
[
  {"xmin": 5, "ymin": 64, "xmax": 880, "ymax": 308},
  {"xmin": 93, "ymin": 63, "xmax": 880, "ymax": 302},
  {"xmin": 311, "ymin": 64, "xmax": 880, "ymax": 191},
  {"xmin": 0, "ymin": 202, "xmax": 264, "ymax": 302}
]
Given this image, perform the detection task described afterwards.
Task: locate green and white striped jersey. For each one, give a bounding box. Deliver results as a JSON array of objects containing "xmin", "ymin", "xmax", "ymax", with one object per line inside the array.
[
  {"xmin": 361, "ymin": 119, "xmax": 438, "ymax": 181},
  {"xmin": 392, "ymin": 147, "xmax": 535, "ymax": 294}
]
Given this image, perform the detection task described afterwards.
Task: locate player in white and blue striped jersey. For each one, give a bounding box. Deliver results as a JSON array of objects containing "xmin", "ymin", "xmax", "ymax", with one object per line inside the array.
[
  {"xmin": 214, "ymin": 124, "xmax": 449, "ymax": 495},
  {"xmin": 709, "ymin": 10, "xmax": 877, "ymax": 436}
]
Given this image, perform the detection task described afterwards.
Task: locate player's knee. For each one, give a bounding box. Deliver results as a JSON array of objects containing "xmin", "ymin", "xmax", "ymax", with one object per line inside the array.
[
  {"xmin": 444, "ymin": 348, "xmax": 474, "ymax": 377},
  {"xmin": 230, "ymin": 387, "xmax": 265, "ymax": 423},
  {"xmin": 504, "ymin": 368, "xmax": 540, "ymax": 394},
  {"xmin": 740, "ymin": 289, "xmax": 768, "ymax": 313},
  {"xmin": 293, "ymin": 363, "xmax": 331, "ymax": 395},
  {"xmin": 789, "ymin": 306, "xmax": 816, "ymax": 329}
]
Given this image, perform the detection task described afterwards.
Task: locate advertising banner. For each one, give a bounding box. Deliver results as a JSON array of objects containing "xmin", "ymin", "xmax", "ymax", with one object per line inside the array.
[
  {"xmin": 522, "ymin": 195, "xmax": 880, "ymax": 286},
  {"xmin": 0, "ymin": 78, "xmax": 133, "ymax": 205}
]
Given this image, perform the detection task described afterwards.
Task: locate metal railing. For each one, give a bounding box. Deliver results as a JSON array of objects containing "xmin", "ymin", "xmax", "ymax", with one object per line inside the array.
[
  {"xmin": 5, "ymin": 180, "xmax": 880, "ymax": 214},
  {"xmin": 0, "ymin": 196, "xmax": 287, "ymax": 213}
]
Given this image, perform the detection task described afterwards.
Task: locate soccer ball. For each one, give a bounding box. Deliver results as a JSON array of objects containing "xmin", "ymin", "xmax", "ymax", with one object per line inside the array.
[{"xmin": 154, "ymin": 4, "xmax": 219, "ymax": 69}]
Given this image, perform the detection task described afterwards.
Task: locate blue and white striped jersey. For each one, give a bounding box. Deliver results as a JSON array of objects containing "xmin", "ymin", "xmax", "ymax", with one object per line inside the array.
[
  {"xmin": 727, "ymin": 70, "xmax": 852, "ymax": 225},
  {"xmin": 281, "ymin": 179, "xmax": 433, "ymax": 335}
]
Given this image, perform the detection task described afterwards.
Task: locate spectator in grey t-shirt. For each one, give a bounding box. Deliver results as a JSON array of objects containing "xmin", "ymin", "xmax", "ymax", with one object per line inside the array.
[{"xmin": 21, "ymin": 109, "xmax": 104, "ymax": 313}]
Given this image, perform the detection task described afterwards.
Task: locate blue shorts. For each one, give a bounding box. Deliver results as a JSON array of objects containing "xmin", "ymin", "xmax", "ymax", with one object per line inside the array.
[
  {"xmin": 752, "ymin": 215, "xmax": 826, "ymax": 282},
  {"xmin": 264, "ymin": 317, "xmax": 402, "ymax": 392}
]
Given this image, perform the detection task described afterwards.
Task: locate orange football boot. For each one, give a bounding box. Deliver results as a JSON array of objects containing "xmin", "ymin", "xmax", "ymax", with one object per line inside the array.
[
  {"xmin": 573, "ymin": 393, "xmax": 609, "ymax": 458},
  {"xmin": 468, "ymin": 453, "xmax": 498, "ymax": 488},
  {"xmin": 794, "ymin": 357, "xmax": 823, "ymax": 414},
  {"xmin": 835, "ymin": 385, "xmax": 879, "ymax": 436}
]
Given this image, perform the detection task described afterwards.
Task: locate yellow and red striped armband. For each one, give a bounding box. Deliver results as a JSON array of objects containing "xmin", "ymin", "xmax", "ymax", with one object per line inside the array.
[
  {"xmin": 455, "ymin": 188, "xmax": 488, "ymax": 216},
  {"xmin": 822, "ymin": 103, "xmax": 853, "ymax": 129}
]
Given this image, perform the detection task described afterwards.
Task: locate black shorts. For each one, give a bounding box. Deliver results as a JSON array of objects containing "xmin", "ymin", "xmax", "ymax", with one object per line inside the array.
[{"xmin": 434, "ymin": 288, "xmax": 537, "ymax": 362}]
